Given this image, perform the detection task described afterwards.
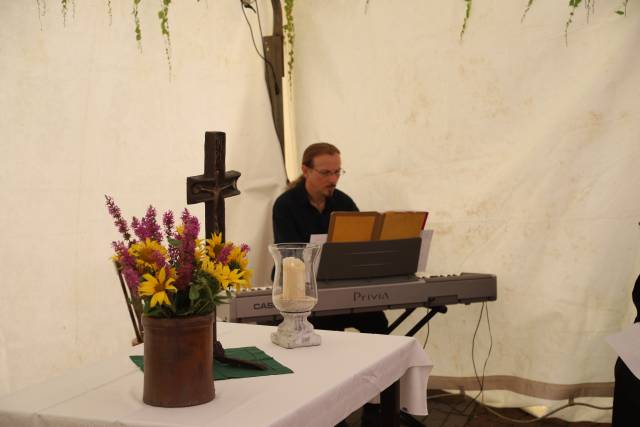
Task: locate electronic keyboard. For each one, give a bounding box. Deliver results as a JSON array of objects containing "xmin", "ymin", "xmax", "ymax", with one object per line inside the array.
[{"xmin": 218, "ymin": 273, "xmax": 496, "ymax": 323}]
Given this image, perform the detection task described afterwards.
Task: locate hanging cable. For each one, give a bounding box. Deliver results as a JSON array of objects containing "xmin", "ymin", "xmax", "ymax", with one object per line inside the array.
[
  {"xmin": 240, "ymin": 0, "xmax": 280, "ymax": 95},
  {"xmin": 422, "ymin": 310, "xmax": 431, "ymax": 349},
  {"xmin": 426, "ymin": 302, "xmax": 612, "ymax": 424}
]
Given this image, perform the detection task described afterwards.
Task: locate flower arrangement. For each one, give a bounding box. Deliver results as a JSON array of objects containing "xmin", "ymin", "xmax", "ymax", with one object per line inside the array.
[{"xmin": 105, "ymin": 195, "xmax": 252, "ymax": 318}]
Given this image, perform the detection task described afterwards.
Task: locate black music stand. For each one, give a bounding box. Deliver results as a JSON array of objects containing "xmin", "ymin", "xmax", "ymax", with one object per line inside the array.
[{"xmin": 316, "ymin": 237, "xmax": 422, "ymax": 282}]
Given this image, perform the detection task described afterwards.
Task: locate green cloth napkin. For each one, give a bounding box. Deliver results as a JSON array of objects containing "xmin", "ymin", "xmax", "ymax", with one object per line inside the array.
[{"xmin": 129, "ymin": 346, "xmax": 293, "ymax": 380}]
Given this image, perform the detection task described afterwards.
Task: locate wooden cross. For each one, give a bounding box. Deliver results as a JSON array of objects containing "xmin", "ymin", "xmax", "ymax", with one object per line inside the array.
[{"xmin": 186, "ymin": 132, "xmax": 241, "ymax": 241}]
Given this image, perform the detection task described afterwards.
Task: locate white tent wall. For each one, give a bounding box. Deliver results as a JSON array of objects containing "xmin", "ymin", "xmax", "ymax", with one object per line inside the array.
[
  {"xmin": 293, "ymin": 0, "xmax": 640, "ymax": 422},
  {"xmin": 0, "ymin": 2, "xmax": 285, "ymax": 395}
]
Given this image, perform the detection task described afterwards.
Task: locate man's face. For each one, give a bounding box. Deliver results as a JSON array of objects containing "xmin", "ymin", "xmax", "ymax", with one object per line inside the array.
[{"xmin": 303, "ymin": 153, "xmax": 342, "ymax": 199}]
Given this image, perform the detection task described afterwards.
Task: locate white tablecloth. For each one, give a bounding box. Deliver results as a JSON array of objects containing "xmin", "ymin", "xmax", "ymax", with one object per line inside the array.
[{"xmin": 0, "ymin": 322, "xmax": 433, "ymax": 427}]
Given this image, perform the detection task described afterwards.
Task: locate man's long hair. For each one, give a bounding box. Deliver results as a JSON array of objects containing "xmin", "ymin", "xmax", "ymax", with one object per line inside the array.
[{"xmin": 288, "ymin": 142, "xmax": 341, "ymax": 188}]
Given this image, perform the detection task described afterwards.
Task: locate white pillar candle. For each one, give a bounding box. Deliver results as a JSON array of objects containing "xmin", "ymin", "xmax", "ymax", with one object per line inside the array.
[{"xmin": 282, "ymin": 257, "xmax": 306, "ymax": 300}]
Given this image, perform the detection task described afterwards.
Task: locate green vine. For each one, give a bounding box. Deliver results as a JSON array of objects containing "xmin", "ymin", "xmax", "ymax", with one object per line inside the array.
[
  {"xmin": 158, "ymin": 0, "xmax": 173, "ymax": 75},
  {"xmin": 38, "ymin": 0, "xmax": 633, "ymax": 74},
  {"xmin": 61, "ymin": 0, "xmax": 68, "ymax": 26},
  {"xmin": 36, "ymin": 0, "xmax": 46, "ymax": 29},
  {"xmin": 460, "ymin": 0, "xmax": 472, "ymax": 39},
  {"xmin": 616, "ymin": 0, "xmax": 629, "ymax": 15},
  {"xmin": 521, "ymin": 0, "xmax": 535, "ymax": 22},
  {"xmin": 565, "ymin": 0, "xmax": 583, "ymax": 44},
  {"xmin": 284, "ymin": 0, "xmax": 295, "ymax": 88},
  {"xmin": 133, "ymin": 0, "xmax": 142, "ymax": 47}
]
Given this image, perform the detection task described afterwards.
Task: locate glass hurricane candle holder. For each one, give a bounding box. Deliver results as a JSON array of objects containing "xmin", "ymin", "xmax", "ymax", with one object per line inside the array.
[{"xmin": 268, "ymin": 243, "xmax": 321, "ymax": 348}]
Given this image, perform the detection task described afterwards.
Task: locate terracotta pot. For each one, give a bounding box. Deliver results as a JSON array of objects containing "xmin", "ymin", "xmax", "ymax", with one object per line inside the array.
[{"xmin": 141, "ymin": 313, "xmax": 215, "ymax": 407}]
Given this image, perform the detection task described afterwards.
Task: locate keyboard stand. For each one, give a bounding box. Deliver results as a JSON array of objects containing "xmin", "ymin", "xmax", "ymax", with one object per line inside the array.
[{"xmin": 387, "ymin": 306, "xmax": 448, "ymax": 336}]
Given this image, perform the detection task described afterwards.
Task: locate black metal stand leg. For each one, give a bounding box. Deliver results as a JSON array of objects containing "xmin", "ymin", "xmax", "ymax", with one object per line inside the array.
[
  {"xmin": 405, "ymin": 306, "xmax": 447, "ymax": 337},
  {"xmin": 386, "ymin": 308, "xmax": 416, "ymax": 334},
  {"xmin": 380, "ymin": 380, "xmax": 400, "ymax": 427}
]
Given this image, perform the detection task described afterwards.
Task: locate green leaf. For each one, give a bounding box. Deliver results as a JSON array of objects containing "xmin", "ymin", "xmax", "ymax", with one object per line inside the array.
[
  {"xmin": 145, "ymin": 305, "xmax": 165, "ymax": 318},
  {"xmin": 189, "ymin": 285, "xmax": 200, "ymax": 301},
  {"xmin": 167, "ymin": 237, "xmax": 181, "ymax": 247},
  {"xmin": 616, "ymin": 10, "xmax": 625, "ymax": 15}
]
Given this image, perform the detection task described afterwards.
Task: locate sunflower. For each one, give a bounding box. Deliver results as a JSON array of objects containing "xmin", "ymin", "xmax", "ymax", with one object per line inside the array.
[
  {"xmin": 139, "ymin": 267, "xmax": 177, "ymax": 308},
  {"xmin": 227, "ymin": 247, "xmax": 248, "ymax": 268},
  {"xmin": 128, "ymin": 238, "xmax": 168, "ymax": 272},
  {"xmin": 194, "ymin": 238, "xmax": 207, "ymax": 262},
  {"xmin": 205, "ymin": 232, "xmax": 224, "ymax": 259},
  {"xmin": 224, "ymin": 247, "xmax": 251, "ymax": 286},
  {"xmin": 201, "ymin": 260, "xmax": 248, "ymax": 289},
  {"xmin": 240, "ymin": 267, "xmax": 253, "ymax": 285},
  {"xmin": 227, "ymin": 267, "xmax": 249, "ymax": 289}
]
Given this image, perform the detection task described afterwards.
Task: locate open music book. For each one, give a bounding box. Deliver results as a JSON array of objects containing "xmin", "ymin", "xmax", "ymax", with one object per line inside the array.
[{"xmin": 327, "ymin": 211, "xmax": 428, "ymax": 243}]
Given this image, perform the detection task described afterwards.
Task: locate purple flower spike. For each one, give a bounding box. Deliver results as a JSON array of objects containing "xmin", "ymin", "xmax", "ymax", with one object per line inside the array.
[
  {"xmin": 131, "ymin": 206, "xmax": 162, "ymax": 242},
  {"xmin": 105, "ymin": 195, "xmax": 132, "ymax": 242},
  {"xmin": 162, "ymin": 210, "xmax": 175, "ymax": 239},
  {"xmin": 131, "ymin": 217, "xmax": 141, "ymax": 240},
  {"xmin": 218, "ymin": 244, "xmax": 232, "ymax": 264},
  {"xmin": 112, "ymin": 241, "xmax": 140, "ymax": 292},
  {"xmin": 173, "ymin": 209, "xmax": 200, "ymax": 290},
  {"xmin": 240, "ymin": 243, "xmax": 250, "ymax": 254},
  {"xmin": 142, "ymin": 205, "xmax": 163, "ymax": 242},
  {"xmin": 150, "ymin": 250, "xmax": 167, "ymax": 270},
  {"xmin": 122, "ymin": 266, "xmax": 141, "ymax": 292}
]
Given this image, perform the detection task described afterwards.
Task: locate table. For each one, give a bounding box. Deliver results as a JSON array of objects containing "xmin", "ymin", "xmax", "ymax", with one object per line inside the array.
[{"xmin": 0, "ymin": 322, "xmax": 433, "ymax": 427}]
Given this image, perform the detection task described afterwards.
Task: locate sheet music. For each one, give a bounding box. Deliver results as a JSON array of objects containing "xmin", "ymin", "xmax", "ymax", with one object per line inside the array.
[
  {"xmin": 309, "ymin": 234, "xmax": 327, "ymax": 245},
  {"xmin": 606, "ymin": 323, "xmax": 640, "ymax": 380}
]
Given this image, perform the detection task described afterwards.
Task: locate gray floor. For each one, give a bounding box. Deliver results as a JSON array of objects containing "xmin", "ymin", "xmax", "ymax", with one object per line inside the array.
[{"xmin": 344, "ymin": 390, "xmax": 612, "ymax": 426}]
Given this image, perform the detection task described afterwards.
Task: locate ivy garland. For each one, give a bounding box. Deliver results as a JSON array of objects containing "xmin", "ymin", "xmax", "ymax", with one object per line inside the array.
[
  {"xmin": 461, "ymin": 0, "xmax": 472, "ymax": 38},
  {"xmin": 521, "ymin": 0, "xmax": 535, "ymax": 22},
  {"xmin": 284, "ymin": 0, "xmax": 295, "ymax": 88},
  {"xmin": 565, "ymin": 0, "xmax": 588, "ymax": 44},
  {"xmin": 462, "ymin": 0, "xmax": 629, "ymax": 40},
  {"xmin": 35, "ymin": 0, "xmax": 47, "ymax": 29},
  {"xmin": 37, "ymin": 0, "xmax": 176, "ymax": 70},
  {"xmin": 36, "ymin": 0, "xmax": 631, "ymax": 75},
  {"xmin": 616, "ymin": 0, "xmax": 630, "ymax": 15},
  {"xmin": 61, "ymin": 0, "xmax": 69, "ymax": 26},
  {"xmin": 159, "ymin": 0, "xmax": 172, "ymax": 74},
  {"xmin": 133, "ymin": 0, "xmax": 142, "ymax": 46}
]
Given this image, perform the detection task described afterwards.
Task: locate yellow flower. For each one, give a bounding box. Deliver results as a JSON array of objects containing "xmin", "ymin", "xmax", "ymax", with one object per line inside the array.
[
  {"xmin": 212, "ymin": 263, "xmax": 232, "ymax": 288},
  {"xmin": 224, "ymin": 245, "xmax": 251, "ymax": 287},
  {"xmin": 129, "ymin": 238, "xmax": 168, "ymax": 272},
  {"xmin": 201, "ymin": 257, "xmax": 218, "ymax": 279},
  {"xmin": 240, "ymin": 268, "xmax": 253, "ymax": 286},
  {"xmin": 201, "ymin": 259, "xmax": 248, "ymax": 289},
  {"xmin": 206, "ymin": 232, "xmax": 223, "ymax": 258},
  {"xmin": 227, "ymin": 247, "xmax": 244, "ymax": 265},
  {"xmin": 139, "ymin": 267, "xmax": 177, "ymax": 308},
  {"xmin": 194, "ymin": 238, "xmax": 207, "ymax": 262},
  {"xmin": 207, "ymin": 232, "xmax": 223, "ymax": 247},
  {"xmin": 228, "ymin": 268, "xmax": 249, "ymax": 289}
]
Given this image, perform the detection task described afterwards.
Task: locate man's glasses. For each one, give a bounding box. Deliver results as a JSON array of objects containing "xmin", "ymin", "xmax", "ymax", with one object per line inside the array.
[{"xmin": 311, "ymin": 168, "xmax": 346, "ymax": 177}]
